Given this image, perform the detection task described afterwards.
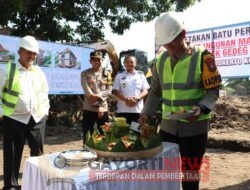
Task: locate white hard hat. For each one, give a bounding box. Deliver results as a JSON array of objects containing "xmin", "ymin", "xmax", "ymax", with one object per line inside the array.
[
  {"xmin": 19, "ymin": 35, "xmax": 39, "ymax": 53},
  {"xmin": 155, "ymin": 12, "xmax": 185, "ymax": 46}
]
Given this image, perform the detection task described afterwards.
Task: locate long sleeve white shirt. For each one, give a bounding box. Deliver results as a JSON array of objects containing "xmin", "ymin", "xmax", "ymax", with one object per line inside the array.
[{"xmin": 0, "ymin": 62, "xmax": 50, "ymax": 124}]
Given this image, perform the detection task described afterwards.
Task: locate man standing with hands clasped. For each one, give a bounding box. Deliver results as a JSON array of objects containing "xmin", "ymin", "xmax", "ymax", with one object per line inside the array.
[
  {"xmin": 0, "ymin": 35, "xmax": 50, "ymax": 190},
  {"xmin": 138, "ymin": 12, "xmax": 221, "ymax": 190},
  {"xmin": 112, "ymin": 55, "xmax": 149, "ymax": 124},
  {"xmin": 80, "ymin": 51, "xmax": 112, "ymax": 144}
]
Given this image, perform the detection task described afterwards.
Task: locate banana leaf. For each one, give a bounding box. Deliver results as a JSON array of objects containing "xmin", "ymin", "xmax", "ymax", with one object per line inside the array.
[
  {"xmin": 131, "ymin": 138, "xmax": 145, "ymax": 151},
  {"xmin": 147, "ymin": 134, "xmax": 162, "ymax": 149},
  {"xmin": 111, "ymin": 139, "xmax": 127, "ymax": 152}
]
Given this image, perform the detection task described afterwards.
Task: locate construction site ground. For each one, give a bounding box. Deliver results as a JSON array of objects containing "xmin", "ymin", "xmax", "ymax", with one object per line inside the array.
[{"xmin": 0, "ymin": 96, "xmax": 249, "ymax": 189}]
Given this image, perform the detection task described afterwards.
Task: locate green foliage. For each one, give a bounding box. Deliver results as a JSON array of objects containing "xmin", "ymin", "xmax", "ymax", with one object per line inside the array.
[
  {"xmin": 222, "ymin": 78, "xmax": 250, "ymax": 95},
  {"xmin": 223, "ymin": 78, "xmax": 250, "ymax": 89},
  {"xmin": 95, "ymin": 141, "xmax": 109, "ymax": 151},
  {"xmin": 128, "ymin": 130, "xmax": 139, "ymax": 142},
  {"xmin": 108, "ymin": 115, "xmax": 117, "ymax": 122},
  {"xmin": 93, "ymin": 124, "xmax": 101, "ymax": 136},
  {"xmin": 111, "ymin": 123, "xmax": 130, "ymax": 138},
  {"xmin": 142, "ymin": 133, "xmax": 162, "ymax": 149},
  {"xmin": 85, "ymin": 135, "xmax": 95, "ymax": 148},
  {"xmin": 147, "ymin": 133, "xmax": 162, "ymax": 149},
  {"xmin": 132, "ymin": 138, "xmax": 145, "ymax": 151},
  {"xmin": 0, "ymin": 0, "xmax": 198, "ymax": 43},
  {"xmin": 86, "ymin": 131, "xmax": 91, "ymax": 142},
  {"xmin": 111, "ymin": 138, "xmax": 127, "ymax": 152}
]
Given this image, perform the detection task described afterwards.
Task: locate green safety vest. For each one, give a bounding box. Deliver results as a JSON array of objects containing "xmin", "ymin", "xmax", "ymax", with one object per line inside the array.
[
  {"xmin": 156, "ymin": 48, "xmax": 211, "ymax": 122},
  {"xmin": 2, "ymin": 61, "xmax": 21, "ymax": 116}
]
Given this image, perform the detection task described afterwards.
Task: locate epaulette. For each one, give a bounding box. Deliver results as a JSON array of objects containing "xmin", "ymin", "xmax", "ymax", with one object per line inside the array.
[{"xmin": 81, "ymin": 69, "xmax": 90, "ymax": 77}]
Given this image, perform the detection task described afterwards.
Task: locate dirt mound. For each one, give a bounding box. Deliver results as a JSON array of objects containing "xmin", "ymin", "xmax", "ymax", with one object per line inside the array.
[
  {"xmin": 208, "ymin": 96, "xmax": 250, "ymax": 151},
  {"xmin": 211, "ymin": 96, "xmax": 250, "ymax": 131}
]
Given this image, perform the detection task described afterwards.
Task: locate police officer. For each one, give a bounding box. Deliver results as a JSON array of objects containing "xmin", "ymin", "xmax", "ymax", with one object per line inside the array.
[
  {"xmin": 138, "ymin": 12, "xmax": 221, "ymax": 190},
  {"xmin": 80, "ymin": 51, "xmax": 112, "ymax": 143},
  {"xmin": 0, "ymin": 35, "xmax": 50, "ymax": 190},
  {"xmin": 112, "ymin": 55, "xmax": 150, "ymax": 124}
]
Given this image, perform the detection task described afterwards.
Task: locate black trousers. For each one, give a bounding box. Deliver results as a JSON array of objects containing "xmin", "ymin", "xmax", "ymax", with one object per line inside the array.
[
  {"xmin": 117, "ymin": 112, "xmax": 140, "ymax": 125},
  {"xmin": 81, "ymin": 110, "xmax": 109, "ymax": 144},
  {"xmin": 3, "ymin": 116, "xmax": 47, "ymax": 190},
  {"xmin": 159, "ymin": 130, "xmax": 208, "ymax": 190}
]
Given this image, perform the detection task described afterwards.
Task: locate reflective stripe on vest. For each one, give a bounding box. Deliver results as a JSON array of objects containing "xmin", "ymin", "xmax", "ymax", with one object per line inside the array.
[
  {"xmin": 156, "ymin": 48, "xmax": 211, "ymax": 121},
  {"xmin": 2, "ymin": 61, "xmax": 20, "ymax": 115}
]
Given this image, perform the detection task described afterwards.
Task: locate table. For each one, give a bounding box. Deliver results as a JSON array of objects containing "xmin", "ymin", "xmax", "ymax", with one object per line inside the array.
[{"xmin": 22, "ymin": 142, "xmax": 180, "ymax": 190}]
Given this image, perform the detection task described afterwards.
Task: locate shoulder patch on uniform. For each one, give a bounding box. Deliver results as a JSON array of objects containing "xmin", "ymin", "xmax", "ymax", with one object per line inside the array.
[
  {"xmin": 81, "ymin": 70, "xmax": 87, "ymax": 77},
  {"xmin": 204, "ymin": 54, "xmax": 216, "ymax": 72},
  {"xmin": 81, "ymin": 68, "xmax": 91, "ymax": 77},
  {"xmin": 202, "ymin": 53, "xmax": 222, "ymax": 89}
]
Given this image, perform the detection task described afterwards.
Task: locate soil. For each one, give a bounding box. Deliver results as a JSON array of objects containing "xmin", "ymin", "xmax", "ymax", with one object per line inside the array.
[{"xmin": 0, "ymin": 96, "xmax": 249, "ymax": 190}]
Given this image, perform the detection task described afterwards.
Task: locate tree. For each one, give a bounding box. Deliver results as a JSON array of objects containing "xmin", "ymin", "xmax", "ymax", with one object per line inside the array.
[
  {"xmin": 222, "ymin": 78, "xmax": 250, "ymax": 95},
  {"xmin": 0, "ymin": 0, "xmax": 198, "ymax": 43}
]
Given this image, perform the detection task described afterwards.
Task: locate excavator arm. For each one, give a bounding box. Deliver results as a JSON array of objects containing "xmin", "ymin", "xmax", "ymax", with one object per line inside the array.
[
  {"xmin": 86, "ymin": 40, "xmax": 120, "ymax": 76},
  {"xmin": 86, "ymin": 40, "xmax": 152, "ymax": 78}
]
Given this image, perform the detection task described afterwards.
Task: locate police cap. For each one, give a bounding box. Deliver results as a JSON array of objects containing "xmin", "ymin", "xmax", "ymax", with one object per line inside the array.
[{"xmin": 90, "ymin": 51, "xmax": 103, "ymax": 59}]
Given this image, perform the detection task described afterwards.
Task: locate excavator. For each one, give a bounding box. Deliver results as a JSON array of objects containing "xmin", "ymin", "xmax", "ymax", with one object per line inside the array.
[
  {"xmin": 84, "ymin": 40, "xmax": 161, "ymax": 126},
  {"xmin": 84, "ymin": 40, "xmax": 151, "ymax": 78}
]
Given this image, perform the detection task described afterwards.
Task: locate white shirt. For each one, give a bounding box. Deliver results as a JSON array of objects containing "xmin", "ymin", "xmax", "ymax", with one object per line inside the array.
[
  {"xmin": 0, "ymin": 62, "xmax": 50, "ymax": 124},
  {"xmin": 112, "ymin": 70, "xmax": 150, "ymax": 113}
]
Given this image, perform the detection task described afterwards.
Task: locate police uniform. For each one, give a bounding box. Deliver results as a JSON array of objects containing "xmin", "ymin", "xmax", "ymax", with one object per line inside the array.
[
  {"xmin": 142, "ymin": 47, "xmax": 221, "ymax": 137},
  {"xmin": 112, "ymin": 70, "xmax": 150, "ymax": 123},
  {"xmin": 152, "ymin": 12, "xmax": 221, "ymax": 190},
  {"xmin": 80, "ymin": 51, "xmax": 112, "ymax": 142},
  {"xmin": 142, "ymin": 46, "xmax": 221, "ymax": 190},
  {"xmin": 81, "ymin": 68, "xmax": 112, "ymax": 112}
]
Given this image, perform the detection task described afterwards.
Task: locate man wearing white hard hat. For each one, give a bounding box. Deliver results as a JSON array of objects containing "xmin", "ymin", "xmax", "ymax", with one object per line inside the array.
[
  {"xmin": 139, "ymin": 12, "xmax": 221, "ymax": 190},
  {"xmin": 0, "ymin": 35, "xmax": 49, "ymax": 190}
]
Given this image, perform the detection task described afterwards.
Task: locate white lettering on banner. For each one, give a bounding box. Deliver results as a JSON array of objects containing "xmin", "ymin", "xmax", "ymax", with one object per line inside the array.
[{"xmin": 187, "ymin": 21, "xmax": 250, "ymax": 77}]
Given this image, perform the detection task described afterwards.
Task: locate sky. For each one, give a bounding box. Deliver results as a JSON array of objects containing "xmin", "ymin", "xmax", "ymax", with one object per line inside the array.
[{"xmin": 103, "ymin": 0, "xmax": 250, "ymax": 61}]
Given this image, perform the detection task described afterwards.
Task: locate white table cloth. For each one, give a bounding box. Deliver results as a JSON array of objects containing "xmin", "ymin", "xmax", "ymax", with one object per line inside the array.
[{"xmin": 22, "ymin": 142, "xmax": 180, "ymax": 190}]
